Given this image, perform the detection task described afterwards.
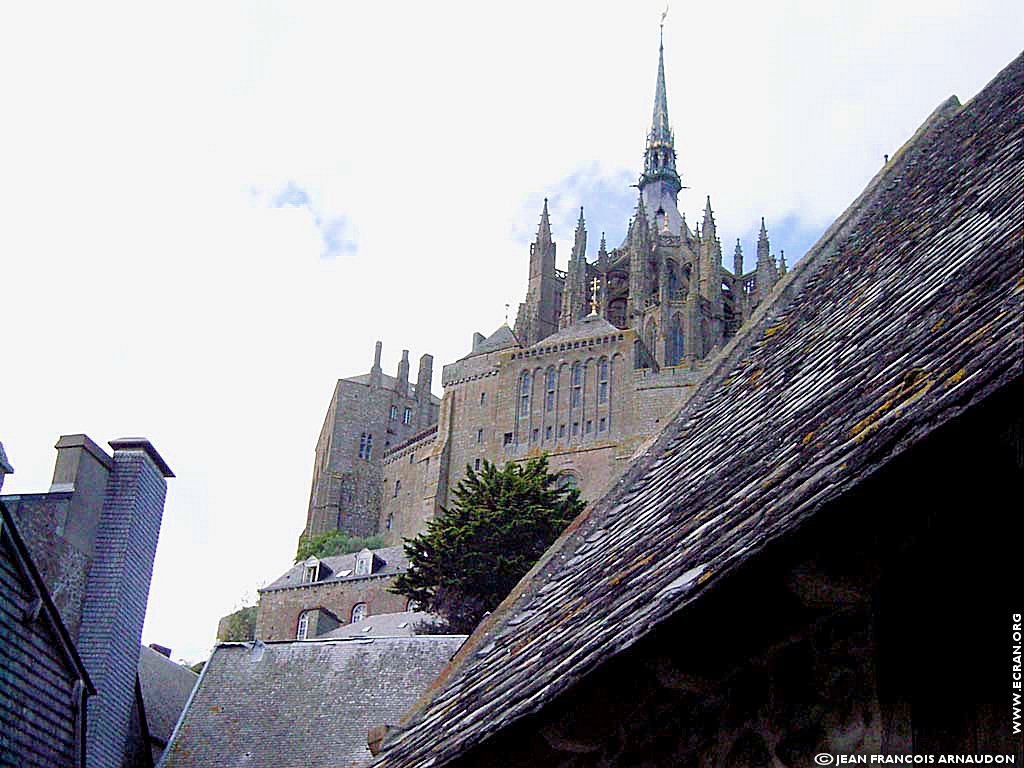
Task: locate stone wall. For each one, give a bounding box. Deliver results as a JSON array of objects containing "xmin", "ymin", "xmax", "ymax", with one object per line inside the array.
[{"xmin": 255, "ymin": 574, "xmax": 409, "ymax": 641}]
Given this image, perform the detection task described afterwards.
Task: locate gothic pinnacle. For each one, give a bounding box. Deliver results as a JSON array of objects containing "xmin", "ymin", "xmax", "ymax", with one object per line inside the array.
[{"xmin": 538, "ymin": 198, "xmax": 552, "ymax": 240}]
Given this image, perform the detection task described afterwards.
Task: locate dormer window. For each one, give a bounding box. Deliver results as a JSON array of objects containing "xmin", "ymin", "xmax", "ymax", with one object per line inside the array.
[
  {"xmin": 301, "ymin": 557, "xmax": 321, "ymax": 584},
  {"xmin": 354, "ymin": 548, "xmax": 374, "ymax": 577}
]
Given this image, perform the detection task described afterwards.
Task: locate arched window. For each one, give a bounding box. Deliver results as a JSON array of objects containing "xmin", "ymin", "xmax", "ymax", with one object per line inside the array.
[
  {"xmin": 351, "ymin": 603, "xmax": 367, "ymax": 623},
  {"xmin": 570, "ymin": 363, "xmax": 582, "ymax": 408},
  {"xmin": 558, "ymin": 472, "xmax": 579, "ymax": 492},
  {"xmin": 406, "ymin": 598, "xmax": 421, "ymax": 612},
  {"xmin": 518, "ymin": 371, "xmax": 531, "ymax": 419},
  {"xmin": 545, "ymin": 367, "xmax": 556, "ymax": 412},
  {"xmin": 669, "ymin": 317, "xmax": 685, "ymax": 366},
  {"xmin": 393, "ymin": 479, "xmax": 401, "ymax": 497},
  {"xmin": 386, "ymin": 513, "xmax": 394, "ymax": 531},
  {"xmin": 296, "ymin": 610, "xmax": 311, "ymax": 640},
  {"xmin": 598, "ymin": 357, "xmax": 610, "ymax": 404},
  {"xmin": 666, "ymin": 262, "xmax": 679, "ymax": 296}
]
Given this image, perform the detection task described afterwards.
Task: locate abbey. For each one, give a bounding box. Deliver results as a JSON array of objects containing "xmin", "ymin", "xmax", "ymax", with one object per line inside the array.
[{"xmin": 302, "ymin": 29, "xmax": 786, "ymax": 551}]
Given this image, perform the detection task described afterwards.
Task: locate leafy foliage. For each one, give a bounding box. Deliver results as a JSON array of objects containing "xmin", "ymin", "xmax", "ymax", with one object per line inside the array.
[
  {"xmin": 295, "ymin": 531, "xmax": 385, "ymax": 562},
  {"xmin": 217, "ymin": 605, "xmax": 257, "ymax": 642},
  {"xmin": 392, "ymin": 456, "xmax": 583, "ymax": 634}
]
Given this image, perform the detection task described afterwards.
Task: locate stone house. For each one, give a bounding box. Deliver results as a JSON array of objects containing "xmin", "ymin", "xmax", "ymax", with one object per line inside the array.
[
  {"xmin": 255, "ymin": 545, "xmax": 413, "ymax": 642},
  {"xmin": 370, "ymin": 50, "xmax": 1024, "ymax": 768}
]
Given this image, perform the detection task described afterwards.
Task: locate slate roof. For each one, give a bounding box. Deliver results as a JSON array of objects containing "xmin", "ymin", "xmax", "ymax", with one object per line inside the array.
[
  {"xmin": 529, "ymin": 313, "xmax": 623, "ymax": 348},
  {"xmin": 373, "ymin": 53, "xmax": 1024, "ymax": 767},
  {"xmin": 471, "ymin": 324, "xmax": 521, "ymax": 356},
  {"xmin": 319, "ymin": 611, "xmax": 439, "ymax": 639},
  {"xmin": 137, "ymin": 645, "xmax": 197, "ymax": 749},
  {"xmin": 160, "ymin": 636, "xmax": 466, "ymax": 768},
  {"xmin": 262, "ymin": 545, "xmax": 408, "ymax": 592}
]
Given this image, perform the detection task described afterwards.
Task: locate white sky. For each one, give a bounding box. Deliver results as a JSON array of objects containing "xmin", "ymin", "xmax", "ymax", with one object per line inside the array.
[{"xmin": 1, "ymin": 1, "xmax": 1020, "ymax": 664}]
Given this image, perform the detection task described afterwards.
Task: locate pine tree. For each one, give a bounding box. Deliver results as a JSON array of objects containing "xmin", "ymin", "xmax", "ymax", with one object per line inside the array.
[{"xmin": 392, "ymin": 456, "xmax": 583, "ymax": 634}]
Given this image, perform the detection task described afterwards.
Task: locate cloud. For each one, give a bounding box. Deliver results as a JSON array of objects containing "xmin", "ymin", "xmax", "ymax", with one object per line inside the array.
[{"xmin": 263, "ymin": 181, "xmax": 357, "ymax": 258}]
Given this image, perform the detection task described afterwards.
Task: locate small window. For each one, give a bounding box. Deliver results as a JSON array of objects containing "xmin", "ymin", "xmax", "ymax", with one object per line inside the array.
[
  {"xmin": 296, "ymin": 611, "xmax": 310, "ymax": 640},
  {"xmin": 389, "ymin": 405, "xmax": 398, "ymax": 420},
  {"xmin": 599, "ymin": 358, "xmax": 610, "ymax": 404},
  {"xmin": 474, "ymin": 458, "xmax": 481, "ymax": 471},
  {"xmin": 558, "ymin": 424, "xmax": 566, "ymax": 437},
  {"xmin": 545, "ymin": 368, "xmax": 556, "ymax": 412},
  {"xmin": 503, "ymin": 432, "xmax": 513, "ymax": 446},
  {"xmin": 572, "ymin": 422, "xmax": 579, "ymax": 436},
  {"xmin": 586, "ymin": 420, "xmax": 593, "ymax": 434},
  {"xmin": 531, "ymin": 428, "xmax": 539, "ymax": 443},
  {"xmin": 599, "ymin": 417, "xmax": 607, "ymax": 432},
  {"xmin": 480, "ymin": 391, "xmax": 486, "ymax": 406},
  {"xmin": 545, "ymin": 425, "xmax": 552, "ymax": 440},
  {"xmin": 571, "ymin": 389, "xmax": 581, "ymax": 407},
  {"xmin": 386, "ymin": 513, "xmax": 394, "ymax": 531},
  {"xmin": 351, "ymin": 603, "xmax": 367, "ymax": 623},
  {"xmin": 409, "ymin": 453, "xmax": 414, "ymax": 464},
  {"xmin": 477, "ymin": 428, "xmax": 483, "ymax": 444},
  {"xmin": 403, "ymin": 407, "xmax": 412, "ymax": 424},
  {"xmin": 406, "ymin": 599, "xmax": 421, "ymax": 612},
  {"xmin": 393, "ymin": 479, "xmax": 401, "ymax": 497},
  {"xmin": 358, "ymin": 433, "xmax": 373, "ymax": 460}
]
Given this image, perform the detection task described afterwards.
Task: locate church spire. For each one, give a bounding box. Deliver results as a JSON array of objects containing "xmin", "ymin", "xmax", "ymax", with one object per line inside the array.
[
  {"xmin": 639, "ymin": 20, "xmax": 681, "ymax": 199},
  {"xmin": 538, "ymin": 198, "xmax": 553, "ymax": 244}
]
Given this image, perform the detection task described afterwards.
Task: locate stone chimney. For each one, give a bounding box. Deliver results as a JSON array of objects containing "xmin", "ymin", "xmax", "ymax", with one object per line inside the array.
[
  {"xmin": 396, "ymin": 350, "xmax": 410, "ymax": 397},
  {"xmin": 472, "ymin": 332, "xmax": 485, "ymax": 352},
  {"xmin": 370, "ymin": 341, "xmax": 383, "ymax": 388},
  {"xmin": 78, "ymin": 437, "xmax": 173, "ymax": 768},
  {"xmin": 415, "ymin": 354, "xmax": 434, "ymax": 403},
  {"xmin": 50, "ymin": 434, "xmax": 113, "ymax": 557}
]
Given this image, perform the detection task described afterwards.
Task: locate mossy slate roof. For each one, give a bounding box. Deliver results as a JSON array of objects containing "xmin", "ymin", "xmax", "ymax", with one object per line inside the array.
[
  {"xmin": 160, "ymin": 636, "xmax": 465, "ymax": 768},
  {"xmin": 372, "ymin": 53, "xmax": 1024, "ymax": 768}
]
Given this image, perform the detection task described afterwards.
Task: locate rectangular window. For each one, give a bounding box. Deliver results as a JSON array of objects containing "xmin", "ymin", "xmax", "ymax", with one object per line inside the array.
[
  {"xmin": 599, "ymin": 417, "xmax": 607, "ymax": 432},
  {"xmin": 358, "ymin": 433, "xmax": 373, "ymax": 459},
  {"xmin": 480, "ymin": 391, "xmax": 486, "ymax": 406},
  {"xmin": 409, "ymin": 453, "xmax": 414, "ymax": 464},
  {"xmin": 477, "ymin": 428, "xmax": 483, "ymax": 444},
  {"xmin": 571, "ymin": 389, "xmax": 581, "ymax": 407},
  {"xmin": 389, "ymin": 405, "xmax": 398, "ymax": 420},
  {"xmin": 403, "ymin": 407, "xmax": 412, "ymax": 424},
  {"xmin": 545, "ymin": 392, "xmax": 554, "ymax": 412},
  {"xmin": 545, "ymin": 425, "xmax": 552, "ymax": 440},
  {"xmin": 572, "ymin": 422, "xmax": 579, "ymax": 436},
  {"xmin": 393, "ymin": 480, "xmax": 400, "ymax": 497},
  {"xmin": 474, "ymin": 458, "xmax": 481, "ymax": 471},
  {"xmin": 531, "ymin": 428, "xmax": 539, "ymax": 443},
  {"xmin": 586, "ymin": 420, "xmax": 593, "ymax": 434},
  {"xmin": 558, "ymin": 424, "xmax": 566, "ymax": 437},
  {"xmin": 503, "ymin": 432, "xmax": 513, "ymax": 446},
  {"xmin": 599, "ymin": 381, "xmax": 608, "ymax": 403}
]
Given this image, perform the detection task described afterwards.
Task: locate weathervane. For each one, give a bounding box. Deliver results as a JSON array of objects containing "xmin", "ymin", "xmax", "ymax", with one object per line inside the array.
[
  {"xmin": 589, "ymin": 277, "xmax": 601, "ymax": 316},
  {"xmin": 504, "ymin": 303, "xmax": 510, "ymax": 325}
]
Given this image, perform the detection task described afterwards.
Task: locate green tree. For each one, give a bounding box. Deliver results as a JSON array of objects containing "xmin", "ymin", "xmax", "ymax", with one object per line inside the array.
[
  {"xmin": 217, "ymin": 605, "xmax": 257, "ymax": 642},
  {"xmin": 392, "ymin": 456, "xmax": 583, "ymax": 634},
  {"xmin": 295, "ymin": 530, "xmax": 385, "ymax": 562}
]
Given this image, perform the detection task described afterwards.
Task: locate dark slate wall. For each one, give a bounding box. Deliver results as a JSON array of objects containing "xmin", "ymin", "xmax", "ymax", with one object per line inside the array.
[
  {"xmin": 0, "ymin": 523, "xmax": 81, "ymax": 767},
  {"xmin": 78, "ymin": 450, "xmax": 167, "ymax": 767}
]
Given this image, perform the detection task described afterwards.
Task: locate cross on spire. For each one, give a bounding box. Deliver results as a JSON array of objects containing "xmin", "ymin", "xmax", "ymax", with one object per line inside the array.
[{"xmin": 589, "ymin": 277, "xmax": 601, "ymax": 316}]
